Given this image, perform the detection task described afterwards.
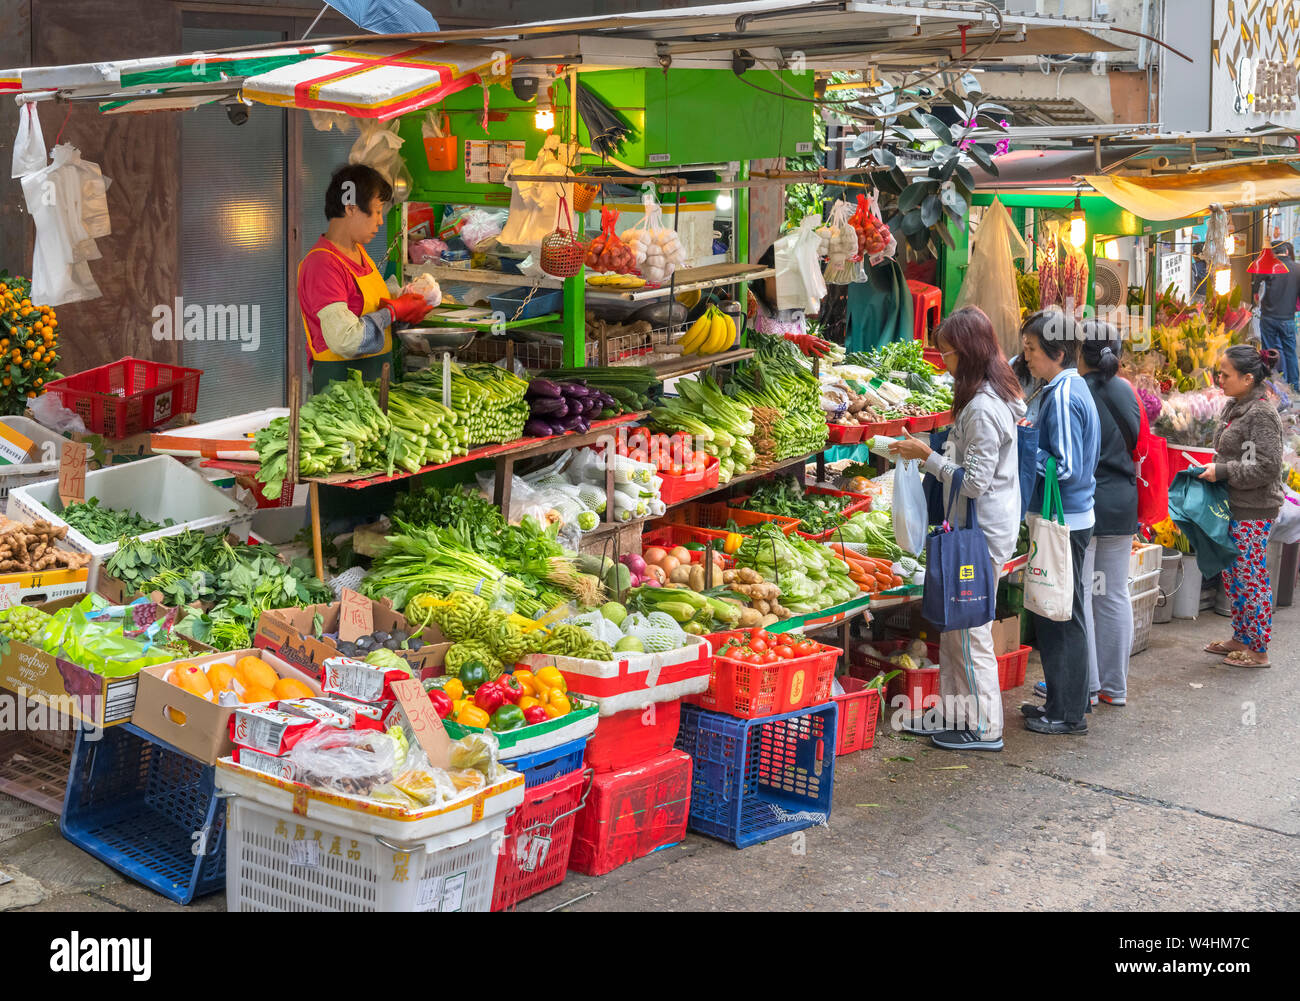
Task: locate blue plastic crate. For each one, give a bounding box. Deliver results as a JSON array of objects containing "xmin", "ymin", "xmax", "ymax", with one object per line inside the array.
[
  {"xmin": 60, "ymin": 723, "xmax": 226, "ymax": 905},
  {"xmin": 504, "ymin": 736, "xmax": 588, "ymax": 788},
  {"xmin": 488, "ymin": 285, "xmax": 564, "ymax": 320},
  {"xmin": 676, "ymin": 702, "xmax": 837, "ymax": 848}
]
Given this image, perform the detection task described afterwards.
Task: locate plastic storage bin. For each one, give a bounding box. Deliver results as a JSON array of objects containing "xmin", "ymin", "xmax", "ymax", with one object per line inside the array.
[
  {"xmin": 852, "ymin": 639, "xmax": 940, "ymax": 715},
  {"xmin": 504, "ymin": 735, "xmax": 588, "ymax": 787},
  {"xmin": 60, "ymin": 723, "xmax": 226, "ymax": 905},
  {"xmin": 688, "ymin": 630, "xmax": 838, "ymax": 719},
  {"xmin": 583, "ymin": 700, "xmax": 681, "ymax": 773},
  {"xmin": 492, "ymin": 767, "xmax": 587, "ymax": 911},
  {"xmin": 488, "ymin": 286, "xmax": 564, "ymax": 321},
  {"xmin": 0, "ymin": 711, "xmax": 76, "ymax": 813},
  {"xmin": 677, "ymin": 702, "xmax": 837, "ymax": 848},
  {"xmin": 997, "ymin": 645, "xmax": 1031, "ymax": 690},
  {"xmin": 43, "ymin": 357, "xmax": 202, "ymax": 438},
  {"xmin": 655, "ymin": 455, "xmax": 720, "ymax": 506},
  {"xmin": 0, "ymin": 416, "xmax": 67, "ymax": 504},
  {"xmin": 569, "ymin": 749, "xmax": 691, "ymax": 876},
  {"xmin": 831, "ymin": 678, "xmax": 881, "ymax": 755},
  {"xmin": 1130, "ymin": 586, "xmax": 1161, "ymax": 656},
  {"xmin": 663, "ymin": 501, "xmax": 800, "ymax": 536}
]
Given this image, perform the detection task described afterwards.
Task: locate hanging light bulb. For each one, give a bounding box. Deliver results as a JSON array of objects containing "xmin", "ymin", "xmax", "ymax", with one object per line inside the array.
[
  {"xmin": 716, "ymin": 192, "xmax": 733, "ymax": 212},
  {"xmin": 534, "ymin": 105, "xmax": 554, "ymax": 131},
  {"xmin": 1225, "ymin": 231, "xmax": 1237, "ymax": 256},
  {"xmin": 1069, "ymin": 193, "xmax": 1087, "ymax": 250},
  {"xmin": 1214, "ymin": 268, "xmax": 1232, "ymax": 295},
  {"xmin": 1103, "ymin": 239, "xmax": 1120, "ymax": 261},
  {"xmin": 1248, "ymin": 244, "xmax": 1289, "ymax": 275}
]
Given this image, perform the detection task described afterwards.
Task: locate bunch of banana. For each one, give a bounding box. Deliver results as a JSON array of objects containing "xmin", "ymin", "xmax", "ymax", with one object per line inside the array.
[
  {"xmin": 679, "ymin": 306, "xmax": 737, "ymax": 356},
  {"xmin": 587, "ymin": 275, "xmax": 647, "ymax": 288}
]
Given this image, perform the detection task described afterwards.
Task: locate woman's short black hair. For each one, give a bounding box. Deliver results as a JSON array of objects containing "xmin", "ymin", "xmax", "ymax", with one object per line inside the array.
[
  {"xmin": 325, "ymin": 164, "xmax": 392, "ymax": 220},
  {"xmin": 1079, "ymin": 319, "xmax": 1122, "ymax": 380},
  {"xmin": 1223, "ymin": 344, "xmax": 1280, "ymax": 386},
  {"xmin": 754, "ymin": 244, "xmax": 777, "ymax": 312},
  {"xmin": 1020, "ymin": 309, "xmax": 1078, "ymax": 367}
]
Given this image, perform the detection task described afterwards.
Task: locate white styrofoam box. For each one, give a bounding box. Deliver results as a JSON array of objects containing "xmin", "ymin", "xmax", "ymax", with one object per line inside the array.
[
  {"xmin": 0, "ymin": 416, "xmax": 69, "ymax": 502},
  {"xmin": 224, "ymin": 794, "xmax": 508, "ymax": 911},
  {"xmin": 7, "ymin": 454, "xmax": 251, "ymax": 588},
  {"xmin": 149, "ymin": 408, "xmax": 288, "ymax": 462},
  {"xmin": 250, "ymin": 503, "xmax": 312, "ymax": 546}
]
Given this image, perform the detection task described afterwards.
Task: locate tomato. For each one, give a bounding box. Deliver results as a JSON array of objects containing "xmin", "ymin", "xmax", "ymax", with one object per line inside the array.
[
  {"xmin": 774, "ymin": 645, "xmax": 794, "ymax": 660},
  {"xmin": 748, "ymin": 628, "xmax": 766, "ymax": 644},
  {"xmin": 794, "ymin": 640, "xmax": 818, "ymax": 657},
  {"xmin": 759, "ymin": 651, "xmax": 778, "ymax": 664},
  {"xmin": 750, "ymin": 637, "xmax": 769, "ymax": 654}
]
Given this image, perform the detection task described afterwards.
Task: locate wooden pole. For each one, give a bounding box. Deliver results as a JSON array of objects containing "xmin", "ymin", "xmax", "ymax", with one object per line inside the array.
[{"xmin": 310, "ymin": 481, "xmax": 325, "ymax": 583}]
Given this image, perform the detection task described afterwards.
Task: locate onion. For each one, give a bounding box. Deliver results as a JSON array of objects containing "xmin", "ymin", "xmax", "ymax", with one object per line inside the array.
[
  {"xmin": 669, "ymin": 546, "xmax": 692, "ymax": 564},
  {"xmin": 645, "ymin": 565, "xmax": 667, "ymax": 584},
  {"xmin": 659, "ymin": 555, "xmax": 681, "ymax": 577},
  {"xmin": 643, "ymin": 546, "xmax": 668, "ymax": 567},
  {"xmin": 640, "ymin": 578, "xmax": 662, "ymax": 588},
  {"xmin": 622, "ymin": 553, "xmax": 647, "ymax": 577}
]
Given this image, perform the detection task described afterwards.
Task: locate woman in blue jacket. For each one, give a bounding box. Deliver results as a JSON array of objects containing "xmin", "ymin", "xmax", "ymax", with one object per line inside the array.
[{"xmin": 1019, "ymin": 310, "xmax": 1101, "ymax": 735}]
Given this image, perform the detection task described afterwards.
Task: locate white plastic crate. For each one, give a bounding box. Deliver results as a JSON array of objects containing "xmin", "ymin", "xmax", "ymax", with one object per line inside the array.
[
  {"xmin": 1129, "ymin": 543, "xmax": 1161, "ymax": 581},
  {"xmin": 224, "ymin": 795, "xmax": 508, "ymax": 912},
  {"xmin": 1130, "ymin": 587, "xmax": 1161, "ymax": 656},
  {"xmin": 7, "ymin": 454, "xmax": 250, "ymax": 588},
  {"xmin": 0, "ymin": 417, "xmax": 69, "ymax": 503},
  {"xmin": 1128, "ymin": 568, "xmax": 1161, "ymax": 594}
]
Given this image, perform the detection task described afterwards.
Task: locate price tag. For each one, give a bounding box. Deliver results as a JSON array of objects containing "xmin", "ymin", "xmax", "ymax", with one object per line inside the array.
[
  {"xmin": 416, "ymin": 875, "xmax": 445, "ymax": 910},
  {"xmin": 58, "ymin": 440, "xmax": 88, "ymax": 507},
  {"xmin": 289, "ymin": 839, "xmax": 321, "ymax": 868},
  {"xmin": 0, "ymin": 422, "xmax": 35, "ymax": 466},
  {"xmin": 338, "ymin": 587, "xmax": 374, "ymax": 642},
  {"xmin": 390, "ymin": 678, "xmax": 451, "ymax": 769},
  {"xmin": 440, "ymin": 871, "xmax": 467, "ymax": 912}
]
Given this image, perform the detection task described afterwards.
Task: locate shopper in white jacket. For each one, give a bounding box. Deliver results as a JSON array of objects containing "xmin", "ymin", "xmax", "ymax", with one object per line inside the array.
[{"xmin": 889, "ymin": 307, "xmax": 1026, "ymax": 752}]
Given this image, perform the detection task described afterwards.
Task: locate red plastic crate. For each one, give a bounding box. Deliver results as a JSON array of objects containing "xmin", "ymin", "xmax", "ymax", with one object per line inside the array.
[
  {"xmin": 831, "ymin": 678, "xmax": 881, "ymax": 755},
  {"xmin": 998, "ymin": 645, "xmax": 1031, "ymax": 691},
  {"xmin": 862, "ymin": 417, "xmax": 908, "ymax": 437},
  {"xmin": 642, "ymin": 523, "xmax": 730, "ymax": 552},
  {"xmin": 929, "ymin": 409, "xmax": 954, "ymax": 429},
  {"xmin": 665, "ymin": 501, "xmax": 800, "ymax": 535},
  {"xmin": 656, "ymin": 455, "xmax": 720, "ymax": 506},
  {"xmin": 851, "ymin": 638, "xmax": 940, "ymax": 715},
  {"xmin": 730, "ymin": 487, "xmax": 871, "ymax": 542},
  {"xmin": 584, "ymin": 700, "xmax": 682, "ymax": 773},
  {"xmin": 569, "ymin": 749, "xmax": 692, "ymax": 876},
  {"xmin": 905, "ymin": 413, "xmax": 937, "ymax": 433},
  {"xmin": 686, "ymin": 630, "xmax": 839, "ymax": 719},
  {"xmin": 827, "ymin": 423, "xmax": 866, "ymax": 444},
  {"xmin": 44, "ymin": 358, "xmax": 202, "ymax": 438},
  {"xmin": 492, "ymin": 767, "xmax": 586, "ymax": 911}
]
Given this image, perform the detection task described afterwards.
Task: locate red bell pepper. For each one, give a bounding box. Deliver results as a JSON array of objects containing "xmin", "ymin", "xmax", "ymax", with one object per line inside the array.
[
  {"xmin": 426, "ymin": 688, "xmax": 453, "ymax": 719},
  {"xmin": 498, "ymin": 674, "xmax": 525, "ymax": 704},
  {"xmin": 473, "ymin": 681, "xmax": 505, "ymax": 715},
  {"xmin": 523, "ymin": 705, "xmax": 549, "ymax": 726}
]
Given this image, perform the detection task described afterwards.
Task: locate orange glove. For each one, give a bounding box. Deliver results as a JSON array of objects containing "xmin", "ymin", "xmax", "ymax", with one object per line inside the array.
[{"xmin": 381, "ymin": 292, "xmax": 433, "ymax": 324}]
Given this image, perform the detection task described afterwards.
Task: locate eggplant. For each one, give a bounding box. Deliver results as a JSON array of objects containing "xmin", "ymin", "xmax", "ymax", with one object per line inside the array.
[
  {"xmin": 530, "ymin": 396, "xmax": 567, "ymax": 417},
  {"xmin": 565, "ymin": 383, "xmax": 591, "ymax": 398},
  {"xmin": 527, "ymin": 379, "xmax": 564, "ymax": 399},
  {"xmin": 548, "ymin": 421, "xmax": 568, "ymax": 435},
  {"xmin": 582, "ymin": 398, "xmax": 601, "ymax": 414},
  {"xmin": 574, "ymin": 418, "xmax": 591, "ymax": 434},
  {"xmin": 525, "ymin": 418, "xmax": 555, "ymax": 437}
]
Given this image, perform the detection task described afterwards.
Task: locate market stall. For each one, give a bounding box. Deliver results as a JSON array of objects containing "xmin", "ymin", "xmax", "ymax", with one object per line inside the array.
[{"xmin": 0, "ymin": 2, "xmax": 1155, "ymax": 911}]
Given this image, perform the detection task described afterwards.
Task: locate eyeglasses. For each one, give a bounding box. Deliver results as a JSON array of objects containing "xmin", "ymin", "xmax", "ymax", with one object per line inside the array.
[{"xmin": 939, "ymin": 348, "xmax": 959, "ymax": 359}]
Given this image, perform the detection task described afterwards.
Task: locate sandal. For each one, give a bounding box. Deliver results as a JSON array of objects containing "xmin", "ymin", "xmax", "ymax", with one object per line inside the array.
[
  {"xmin": 1204, "ymin": 641, "xmax": 1243, "ymax": 655},
  {"xmin": 1222, "ymin": 650, "xmax": 1271, "ymax": 668}
]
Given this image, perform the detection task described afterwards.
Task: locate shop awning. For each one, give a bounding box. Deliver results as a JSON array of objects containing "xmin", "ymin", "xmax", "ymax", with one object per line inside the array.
[
  {"xmin": 1082, "ymin": 162, "xmax": 1300, "ymax": 221},
  {"xmin": 240, "ymin": 42, "xmax": 506, "ymax": 119}
]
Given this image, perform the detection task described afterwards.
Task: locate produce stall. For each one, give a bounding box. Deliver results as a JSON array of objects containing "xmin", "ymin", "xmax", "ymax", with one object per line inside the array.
[{"xmin": 0, "ymin": 3, "xmax": 1160, "ymax": 912}]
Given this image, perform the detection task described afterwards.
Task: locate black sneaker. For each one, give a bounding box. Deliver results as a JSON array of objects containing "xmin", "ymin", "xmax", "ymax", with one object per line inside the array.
[
  {"xmin": 1020, "ymin": 704, "xmax": 1047, "ymax": 719},
  {"xmin": 931, "ymin": 729, "xmax": 1004, "ymax": 752},
  {"xmin": 1024, "ymin": 716, "xmax": 1088, "ymax": 735}
]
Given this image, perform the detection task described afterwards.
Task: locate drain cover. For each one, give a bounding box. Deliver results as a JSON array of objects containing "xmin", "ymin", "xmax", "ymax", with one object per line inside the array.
[{"xmin": 0, "ymin": 792, "xmax": 53, "ymax": 844}]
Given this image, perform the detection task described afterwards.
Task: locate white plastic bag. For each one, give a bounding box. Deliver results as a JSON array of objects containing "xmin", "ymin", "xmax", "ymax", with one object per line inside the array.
[
  {"xmin": 955, "ymin": 197, "xmax": 1029, "ymax": 358},
  {"xmin": 11, "ymin": 104, "xmax": 47, "ymax": 178},
  {"xmin": 823, "ymin": 199, "xmax": 865, "ymax": 285},
  {"xmin": 891, "ymin": 458, "xmax": 928, "ymax": 557},
  {"xmin": 29, "ymin": 392, "xmax": 87, "ymax": 434},
  {"xmin": 775, "ymin": 215, "xmax": 828, "ymax": 313},
  {"xmin": 349, "ymin": 119, "xmax": 411, "ymax": 200},
  {"xmin": 622, "ymin": 188, "xmax": 686, "ymax": 284}
]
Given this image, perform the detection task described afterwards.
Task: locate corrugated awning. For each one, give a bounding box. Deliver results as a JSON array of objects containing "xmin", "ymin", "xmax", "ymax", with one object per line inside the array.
[
  {"xmin": 241, "ymin": 42, "xmax": 506, "ymax": 119},
  {"xmin": 1082, "ymin": 162, "xmax": 1300, "ymax": 221}
]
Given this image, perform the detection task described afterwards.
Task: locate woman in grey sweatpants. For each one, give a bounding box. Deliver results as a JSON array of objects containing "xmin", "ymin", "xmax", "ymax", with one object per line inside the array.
[{"xmin": 1078, "ymin": 325, "xmax": 1141, "ymax": 705}]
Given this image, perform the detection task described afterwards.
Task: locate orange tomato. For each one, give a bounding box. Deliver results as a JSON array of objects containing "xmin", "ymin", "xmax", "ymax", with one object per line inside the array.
[{"xmin": 273, "ymin": 677, "xmax": 314, "ymax": 700}]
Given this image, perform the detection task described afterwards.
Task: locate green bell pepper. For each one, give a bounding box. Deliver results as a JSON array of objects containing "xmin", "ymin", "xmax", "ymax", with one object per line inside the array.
[
  {"xmin": 459, "ymin": 660, "xmax": 489, "ymax": 693},
  {"xmin": 489, "ymin": 704, "xmax": 527, "ymax": 732}
]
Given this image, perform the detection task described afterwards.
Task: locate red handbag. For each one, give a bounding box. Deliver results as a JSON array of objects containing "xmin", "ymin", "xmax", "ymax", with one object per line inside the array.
[{"xmin": 1118, "ymin": 383, "xmax": 1171, "ymax": 527}]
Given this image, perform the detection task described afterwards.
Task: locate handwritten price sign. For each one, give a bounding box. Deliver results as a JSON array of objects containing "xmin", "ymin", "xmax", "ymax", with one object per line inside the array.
[
  {"xmin": 58, "ymin": 440, "xmax": 88, "ymax": 507},
  {"xmin": 338, "ymin": 588, "xmax": 374, "ymax": 642},
  {"xmin": 391, "ymin": 678, "xmax": 451, "ymax": 769}
]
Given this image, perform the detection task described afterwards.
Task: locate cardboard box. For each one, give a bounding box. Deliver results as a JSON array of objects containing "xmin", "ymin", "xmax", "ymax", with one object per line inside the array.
[
  {"xmin": 253, "ymin": 597, "xmax": 448, "ymax": 682},
  {"xmin": 991, "ymin": 616, "xmax": 1022, "ymax": 657},
  {"xmin": 131, "ymin": 648, "xmax": 323, "ymax": 764},
  {"xmin": 0, "ymin": 567, "xmax": 89, "ymax": 609}
]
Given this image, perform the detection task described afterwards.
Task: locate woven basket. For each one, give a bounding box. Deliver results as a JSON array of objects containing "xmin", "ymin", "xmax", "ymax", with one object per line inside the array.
[
  {"xmin": 573, "ymin": 183, "xmax": 599, "ymax": 214},
  {"xmin": 540, "ymin": 193, "xmax": 585, "ymax": 278}
]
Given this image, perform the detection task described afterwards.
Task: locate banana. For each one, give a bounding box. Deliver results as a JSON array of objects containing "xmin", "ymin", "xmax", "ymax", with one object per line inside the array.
[
  {"xmin": 703, "ymin": 309, "xmax": 731, "ymax": 354},
  {"xmin": 680, "ymin": 311, "xmax": 712, "ymax": 354}
]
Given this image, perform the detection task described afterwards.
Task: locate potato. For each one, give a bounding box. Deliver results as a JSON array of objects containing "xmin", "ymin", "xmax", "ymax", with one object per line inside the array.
[
  {"xmin": 688, "ymin": 564, "xmax": 706, "ymax": 592},
  {"xmin": 738, "ymin": 607, "xmax": 763, "ymax": 628},
  {"xmin": 761, "ymin": 613, "xmax": 780, "ymax": 627},
  {"xmin": 669, "ymin": 565, "xmax": 692, "ymax": 585}
]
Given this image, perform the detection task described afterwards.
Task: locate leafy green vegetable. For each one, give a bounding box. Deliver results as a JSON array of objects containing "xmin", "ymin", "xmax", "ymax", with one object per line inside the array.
[
  {"xmin": 737, "ymin": 476, "xmax": 852, "ymax": 535},
  {"xmin": 60, "ymin": 497, "xmax": 174, "ymax": 544}
]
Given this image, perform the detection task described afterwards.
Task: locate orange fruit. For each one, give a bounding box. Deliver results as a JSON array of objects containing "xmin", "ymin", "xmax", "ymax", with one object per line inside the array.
[
  {"xmin": 239, "ymin": 685, "xmax": 277, "ymax": 704},
  {"xmin": 170, "ymin": 663, "xmax": 213, "ymax": 701},
  {"xmin": 273, "ymin": 677, "xmax": 314, "ymax": 700},
  {"xmin": 235, "ymin": 655, "xmax": 278, "ymax": 691},
  {"xmin": 205, "ymin": 662, "xmax": 237, "ymax": 694}
]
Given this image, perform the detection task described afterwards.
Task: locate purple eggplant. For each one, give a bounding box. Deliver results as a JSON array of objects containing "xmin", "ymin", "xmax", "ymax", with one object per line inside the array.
[
  {"xmin": 530, "ymin": 396, "xmax": 567, "ymax": 417},
  {"xmin": 527, "ymin": 379, "xmax": 564, "ymax": 399},
  {"xmin": 525, "ymin": 419, "xmax": 555, "ymax": 437}
]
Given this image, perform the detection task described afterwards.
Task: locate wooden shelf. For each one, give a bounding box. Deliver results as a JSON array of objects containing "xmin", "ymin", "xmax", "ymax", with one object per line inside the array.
[{"xmin": 585, "ymin": 263, "xmax": 774, "ymax": 303}]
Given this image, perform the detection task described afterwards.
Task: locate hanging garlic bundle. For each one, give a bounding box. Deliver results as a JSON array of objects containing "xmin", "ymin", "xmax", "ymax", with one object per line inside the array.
[{"xmin": 622, "ymin": 188, "xmax": 687, "ymax": 284}]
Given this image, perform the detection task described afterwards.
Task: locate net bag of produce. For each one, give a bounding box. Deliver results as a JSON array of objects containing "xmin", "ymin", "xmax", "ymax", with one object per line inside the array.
[
  {"xmin": 585, "ymin": 207, "xmax": 638, "ymax": 276},
  {"xmin": 622, "ymin": 188, "xmax": 687, "ymax": 285},
  {"xmin": 851, "ymin": 192, "xmax": 897, "ymax": 266},
  {"xmin": 822, "ymin": 198, "xmax": 866, "ymax": 285},
  {"xmin": 540, "ymin": 193, "xmax": 586, "ymax": 278}
]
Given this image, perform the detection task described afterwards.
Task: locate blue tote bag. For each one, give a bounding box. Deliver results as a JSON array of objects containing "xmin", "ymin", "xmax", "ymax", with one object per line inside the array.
[{"xmin": 921, "ymin": 469, "xmax": 998, "ymax": 632}]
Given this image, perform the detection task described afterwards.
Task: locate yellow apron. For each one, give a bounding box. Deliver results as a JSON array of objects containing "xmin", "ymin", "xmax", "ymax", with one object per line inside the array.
[{"xmin": 299, "ymin": 243, "xmax": 393, "ymax": 391}]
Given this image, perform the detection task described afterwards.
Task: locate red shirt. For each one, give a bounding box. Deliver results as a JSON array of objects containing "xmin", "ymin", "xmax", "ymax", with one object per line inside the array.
[{"xmin": 297, "ymin": 236, "xmax": 372, "ymax": 360}]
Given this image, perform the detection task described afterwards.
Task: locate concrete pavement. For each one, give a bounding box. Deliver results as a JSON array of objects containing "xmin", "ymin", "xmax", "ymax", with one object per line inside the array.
[{"xmin": 1, "ymin": 601, "xmax": 1295, "ymax": 912}]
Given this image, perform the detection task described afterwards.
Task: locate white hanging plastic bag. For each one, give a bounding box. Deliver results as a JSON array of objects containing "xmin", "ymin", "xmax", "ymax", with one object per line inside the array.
[
  {"xmin": 622, "ymin": 187, "xmax": 686, "ymax": 285},
  {"xmin": 892, "ymin": 458, "xmax": 928, "ymax": 557},
  {"xmin": 12, "ymin": 104, "xmax": 47, "ymax": 178},
  {"xmin": 349, "ymin": 119, "xmax": 411, "ymax": 199},
  {"xmin": 776, "ymin": 215, "xmax": 827, "ymax": 313},
  {"xmin": 956, "ymin": 197, "xmax": 1029, "ymax": 358}
]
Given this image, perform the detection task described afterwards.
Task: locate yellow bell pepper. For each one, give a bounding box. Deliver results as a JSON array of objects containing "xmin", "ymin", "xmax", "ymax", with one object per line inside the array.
[
  {"xmin": 512, "ymin": 670, "xmax": 538, "ymax": 697},
  {"xmin": 533, "ymin": 685, "xmax": 553, "ymax": 707},
  {"xmin": 455, "ymin": 703, "xmax": 491, "ymax": 729},
  {"xmin": 451, "ymin": 698, "xmax": 469, "ymax": 716},
  {"xmin": 442, "ymin": 678, "xmax": 465, "ymax": 702},
  {"xmin": 547, "ymin": 693, "xmax": 572, "ymax": 717},
  {"xmin": 518, "ymin": 695, "xmax": 541, "ymax": 711},
  {"xmin": 535, "ymin": 666, "xmax": 567, "ymax": 694},
  {"xmin": 723, "ymin": 532, "xmax": 744, "ymax": 556},
  {"xmin": 544, "ymin": 703, "xmax": 565, "ymax": 719}
]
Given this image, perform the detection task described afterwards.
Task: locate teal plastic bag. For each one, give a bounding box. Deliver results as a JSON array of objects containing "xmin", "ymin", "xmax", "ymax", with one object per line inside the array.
[{"xmin": 1167, "ymin": 470, "xmax": 1240, "ymax": 577}]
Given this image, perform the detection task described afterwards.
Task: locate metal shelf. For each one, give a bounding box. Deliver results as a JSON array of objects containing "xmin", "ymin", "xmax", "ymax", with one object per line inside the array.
[
  {"xmin": 418, "ymin": 307, "xmax": 562, "ymax": 332},
  {"xmin": 585, "ymin": 263, "xmax": 774, "ymax": 302},
  {"xmin": 646, "ymin": 347, "xmax": 755, "ymax": 380},
  {"xmin": 410, "ymin": 265, "xmax": 564, "ymax": 290}
]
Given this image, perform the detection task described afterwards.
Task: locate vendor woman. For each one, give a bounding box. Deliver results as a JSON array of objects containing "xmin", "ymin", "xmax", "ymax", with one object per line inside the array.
[{"xmin": 297, "ymin": 164, "xmax": 430, "ymax": 391}]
